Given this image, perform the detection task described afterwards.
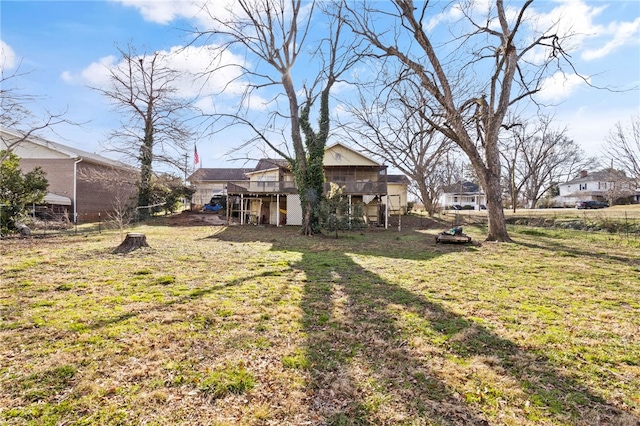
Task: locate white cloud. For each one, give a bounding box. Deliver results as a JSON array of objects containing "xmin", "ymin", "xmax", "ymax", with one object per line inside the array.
[
  {"xmin": 61, "ymin": 55, "xmax": 118, "ymax": 86},
  {"xmin": 111, "ymin": 0, "xmax": 239, "ymax": 28},
  {"xmin": 536, "ymin": 72, "xmax": 589, "ymax": 103},
  {"xmin": 582, "ymin": 16, "xmax": 640, "ymax": 60},
  {"xmin": 0, "ymin": 40, "xmax": 17, "ymax": 72},
  {"xmin": 61, "ymin": 43, "xmax": 261, "ymax": 111},
  {"xmin": 160, "ymin": 44, "xmax": 249, "ymax": 99},
  {"xmin": 522, "ymin": 0, "xmax": 639, "ymax": 63},
  {"xmin": 112, "ymin": 0, "xmax": 201, "ymax": 24}
]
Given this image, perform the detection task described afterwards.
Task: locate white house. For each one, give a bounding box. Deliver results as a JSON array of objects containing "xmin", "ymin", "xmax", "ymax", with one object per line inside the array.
[
  {"xmin": 439, "ymin": 181, "xmax": 486, "ymax": 210},
  {"xmin": 555, "ymin": 169, "xmax": 639, "ymax": 206}
]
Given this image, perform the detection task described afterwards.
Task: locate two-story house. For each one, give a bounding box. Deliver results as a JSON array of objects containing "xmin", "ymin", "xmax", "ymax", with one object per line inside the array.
[
  {"xmin": 187, "ymin": 143, "xmax": 409, "ymax": 227},
  {"xmin": 555, "ymin": 169, "xmax": 639, "ymax": 206}
]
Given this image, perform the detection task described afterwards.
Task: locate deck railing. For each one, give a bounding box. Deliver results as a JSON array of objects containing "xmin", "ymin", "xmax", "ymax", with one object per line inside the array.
[{"xmin": 225, "ymin": 180, "xmax": 387, "ymax": 195}]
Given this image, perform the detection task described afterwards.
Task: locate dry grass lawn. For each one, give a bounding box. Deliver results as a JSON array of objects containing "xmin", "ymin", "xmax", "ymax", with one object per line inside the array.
[{"xmin": 1, "ymin": 216, "xmax": 639, "ymax": 425}]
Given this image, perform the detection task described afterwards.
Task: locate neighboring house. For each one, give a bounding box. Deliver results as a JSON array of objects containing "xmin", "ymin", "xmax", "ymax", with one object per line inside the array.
[
  {"xmin": 439, "ymin": 181, "xmax": 486, "ymax": 210},
  {"xmin": 1, "ymin": 128, "xmax": 138, "ymax": 222},
  {"xmin": 187, "ymin": 142, "xmax": 409, "ymax": 227},
  {"xmin": 189, "ymin": 167, "xmax": 253, "ymax": 206},
  {"xmin": 387, "ymin": 174, "xmax": 411, "ymax": 215},
  {"xmin": 554, "ymin": 169, "xmax": 639, "ymax": 206}
]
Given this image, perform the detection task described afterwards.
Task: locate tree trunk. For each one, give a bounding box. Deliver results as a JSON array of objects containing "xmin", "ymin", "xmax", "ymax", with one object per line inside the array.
[
  {"xmin": 114, "ymin": 233, "xmax": 150, "ymax": 253},
  {"xmin": 483, "ymin": 178, "xmax": 511, "ymax": 242}
]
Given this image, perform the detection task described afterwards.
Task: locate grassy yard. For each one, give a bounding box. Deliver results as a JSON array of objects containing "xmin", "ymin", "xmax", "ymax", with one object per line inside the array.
[{"xmin": 1, "ymin": 218, "xmax": 639, "ymax": 425}]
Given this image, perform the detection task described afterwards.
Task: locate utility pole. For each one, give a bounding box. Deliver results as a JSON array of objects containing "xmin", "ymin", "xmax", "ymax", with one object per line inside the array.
[{"xmin": 184, "ymin": 152, "xmax": 188, "ymax": 184}]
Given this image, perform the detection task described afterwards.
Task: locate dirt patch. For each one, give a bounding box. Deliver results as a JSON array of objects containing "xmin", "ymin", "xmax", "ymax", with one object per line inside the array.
[{"xmin": 166, "ymin": 211, "xmax": 228, "ymax": 227}]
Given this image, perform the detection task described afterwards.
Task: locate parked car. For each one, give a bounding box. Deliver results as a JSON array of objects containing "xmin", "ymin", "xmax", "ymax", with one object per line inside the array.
[
  {"xmin": 203, "ymin": 195, "xmax": 227, "ymax": 213},
  {"xmin": 576, "ymin": 200, "xmax": 609, "ymax": 209}
]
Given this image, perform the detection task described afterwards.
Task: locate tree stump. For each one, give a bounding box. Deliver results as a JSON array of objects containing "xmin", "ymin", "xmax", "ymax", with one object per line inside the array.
[{"xmin": 114, "ymin": 233, "xmax": 150, "ymax": 253}]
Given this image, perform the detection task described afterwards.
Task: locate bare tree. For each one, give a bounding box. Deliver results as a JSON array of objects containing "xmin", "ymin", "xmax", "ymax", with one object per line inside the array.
[
  {"xmin": 602, "ymin": 170, "xmax": 634, "ymax": 206},
  {"xmin": 501, "ymin": 114, "xmax": 589, "ymax": 210},
  {"xmin": 1, "ymin": 64, "xmax": 72, "ymax": 162},
  {"xmin": 605, "ymin": 116, "xmax": 640, "ymax": 187},
  {"xmin": 345, "ymin": 0, "xmax": 584, "ymax": 241},
  {"xmin": 94, "ymin": 45, "xmax": 195, "ymax": 218},
  {"xmin": 340, "ymin": 72, "xmax": 455, "ymax": 216},
  {"xmin": 192, "ymin": 0, "xmax": 362, "ymax": 235},
  {"xmin": 108, "ymin": 193, "xmax": 136, "ymax": 240}
]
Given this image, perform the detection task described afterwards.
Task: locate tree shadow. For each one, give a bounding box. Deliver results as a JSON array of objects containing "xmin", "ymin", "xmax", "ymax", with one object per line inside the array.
[
  {"xmin": 212, "ymin": 226, "xmax": 637, "ymax": 424},
  {"xmin": 514, "ymin": 236, "xmax": 640, "ymax": 267}
]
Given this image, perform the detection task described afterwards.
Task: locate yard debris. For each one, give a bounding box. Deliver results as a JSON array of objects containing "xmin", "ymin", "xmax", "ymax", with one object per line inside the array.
[
  {"xmin": 435, "ymin": 226, "xmax": 472, "ymax": 244},
  {"xmin": 16, "ymin": 224, "xmax": 31, "ymax": 237}
]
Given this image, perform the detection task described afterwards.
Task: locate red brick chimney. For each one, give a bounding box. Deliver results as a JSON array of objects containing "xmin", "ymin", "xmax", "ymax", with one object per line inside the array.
[{"xmin": 579, "ymin": 170, "xmax": 588, "ymax": 178}]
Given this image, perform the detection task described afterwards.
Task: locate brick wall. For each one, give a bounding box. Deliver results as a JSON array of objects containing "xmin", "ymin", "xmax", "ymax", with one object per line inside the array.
[
  {"xmin": 19, "ymin": 158, "xmax": 75, "ymax": 200},
  {"xmin": 77, "ymin": 162, "xmax": 137, "ymax": 222},
  {"xmin": 18, "ymin": 158, "xmax": 137, "ymax": 222}
]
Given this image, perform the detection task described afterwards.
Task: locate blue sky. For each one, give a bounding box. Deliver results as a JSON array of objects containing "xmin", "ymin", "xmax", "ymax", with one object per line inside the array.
[{"xmin": 1, "ymin": 0, "xmax": 639, "ymax": 174}]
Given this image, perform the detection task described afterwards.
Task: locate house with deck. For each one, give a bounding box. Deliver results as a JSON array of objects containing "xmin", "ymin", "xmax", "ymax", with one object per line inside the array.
[{"xmin": 187, "ymin": 143, "xmax": 409, "ymax": 227}]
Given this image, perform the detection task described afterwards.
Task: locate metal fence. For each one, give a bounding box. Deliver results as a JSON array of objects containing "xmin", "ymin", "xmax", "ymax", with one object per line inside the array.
[{"xmin": 437, "ymin": 208, "xmax": 640, "ymax": 240}]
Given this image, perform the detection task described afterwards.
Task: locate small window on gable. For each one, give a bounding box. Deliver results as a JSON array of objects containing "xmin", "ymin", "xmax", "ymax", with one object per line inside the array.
[{"xmin": 335, "ymin": 153, "xmax": 342, "ymax": 162}]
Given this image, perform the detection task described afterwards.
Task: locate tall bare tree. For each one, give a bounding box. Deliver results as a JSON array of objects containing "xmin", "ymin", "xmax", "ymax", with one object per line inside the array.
[
  {"xmin": 345, "ymin": 0, "xmax": 582, "ymax": 241},
  {"xmin": 192, "ymin": 0, "xmax": 362, "ymax": 235},
  {"xmin": 605, "ymin": 116, "xmax": 640, "ymax": 187},
  {"xmin": 501, "ymin": 114, "xmax": 589, "ymax": 210},
  {"xmin": 340, "ymin": 71, "xmax": 455, "ymax": 216},
  {"xmin": 94, "ymin": 45, "xmax": 195, "ymax": 217}
]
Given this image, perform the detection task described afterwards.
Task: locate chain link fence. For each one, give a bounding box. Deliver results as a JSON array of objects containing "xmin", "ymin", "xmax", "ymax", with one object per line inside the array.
[{"xmin": 435, "ymin": 208, "xmax": 640, "ymax": 241}]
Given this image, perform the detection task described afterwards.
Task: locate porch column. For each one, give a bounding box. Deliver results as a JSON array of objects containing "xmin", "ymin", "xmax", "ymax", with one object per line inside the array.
[
  {"xmin": 385, "ymin": 195, "xmax": 389, "ymax": 229},
  {"xmin": 276, "ymin": 194, "xmax": 280, "ymax": 227},
  {"xmin": 240, "ymin": 194, "xmax": 244, "ymax": 225}
]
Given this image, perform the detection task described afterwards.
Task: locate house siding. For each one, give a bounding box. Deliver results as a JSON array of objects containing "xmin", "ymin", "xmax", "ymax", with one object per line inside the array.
[
  {"xmin": 19, "ymin": 158, "xmax": 75, "ymax": 200},
  {"xmin": 76, "ymin": 162, "xmax": 137, "ymax": 221},
  {"xmin": 18, "ymin": 159, "xmax": 137, "ymax": 222},
  {"xmin": 187, "ymin": 143, "xmax": 409, "ymax": 226}
]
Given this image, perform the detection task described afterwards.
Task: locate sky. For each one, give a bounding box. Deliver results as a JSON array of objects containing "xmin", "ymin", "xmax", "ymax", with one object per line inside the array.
[{"xmin": 1, "ymin": 0, "xmax": 639, "ymax": 175}]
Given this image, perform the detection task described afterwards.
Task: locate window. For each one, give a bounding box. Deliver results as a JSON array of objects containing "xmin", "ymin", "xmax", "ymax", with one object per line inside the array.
[{"xmin": 579, "ymin": 183, "xmax": 587, "ymax": 190}]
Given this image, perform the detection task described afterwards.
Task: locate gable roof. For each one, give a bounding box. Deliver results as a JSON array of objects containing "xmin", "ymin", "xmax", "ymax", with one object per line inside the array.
[
  {"xmin": 324, "ymin": 142, "xmax": 381, "ymax": 166},
  {"xmin": 1, "ymin": 127, "xmax": 134, "ymax": 171},
  {"xmin": 188, "ymin": 168, "xmax": 251, "ymax": 182},
  {"xmin": 441, "ymin": 181, "xmax": 482, "ymax": 194},
  {"xmin": 388, "ymin": 174, "xmax": 411, "ymax": 185},
  {"xmin": 563, "ymin": 169, "xmax": 629, "ymax": 185},
  {"xmin": 248, "ymin": 158, "xmax": 290, "ymax": 174}
]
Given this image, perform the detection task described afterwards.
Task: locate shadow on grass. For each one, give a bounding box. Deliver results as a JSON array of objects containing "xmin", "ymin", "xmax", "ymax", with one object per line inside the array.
[
  {"xmin": 513, "ymin": 235, "xmax": 640, "ymax": 267},
  {"xmin": 213, "ymin": 226, "xmax": 637, "ymax": 425}
]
